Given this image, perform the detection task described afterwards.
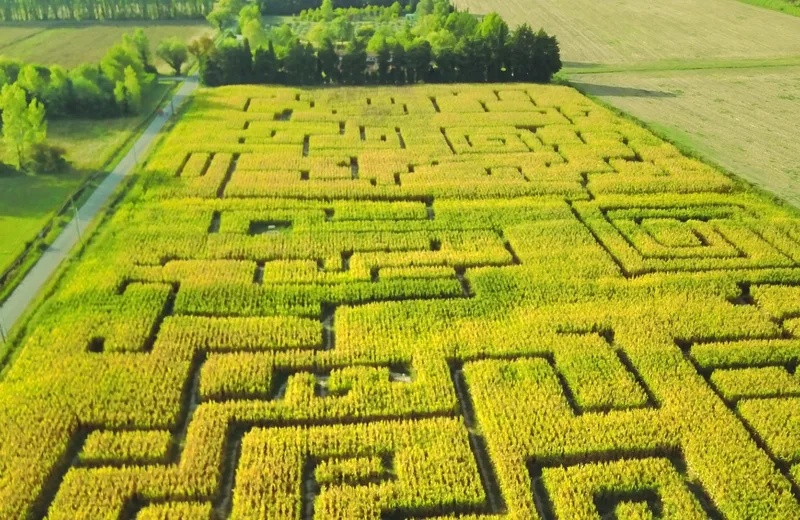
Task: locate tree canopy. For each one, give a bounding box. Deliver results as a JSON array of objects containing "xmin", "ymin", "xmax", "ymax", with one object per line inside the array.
[
  {"xmin": 200, "ymin": 0, "xmax": 561, "ymax": 87},
  {"xmin": 0, "ymin": 83, "xmax": 47, "ymax": 170},
  {"xmin": 0, "ymin": 29, "xmax": 157, "ymax": 119}
]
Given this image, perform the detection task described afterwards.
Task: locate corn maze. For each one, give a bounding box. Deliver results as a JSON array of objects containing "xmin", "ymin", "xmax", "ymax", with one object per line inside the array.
[{"xmin": 4, "ymin": 84, "xmax": 800, "ymax": 520}]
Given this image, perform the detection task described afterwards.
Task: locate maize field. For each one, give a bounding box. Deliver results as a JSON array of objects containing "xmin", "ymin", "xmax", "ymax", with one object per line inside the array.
[{"xmin": 3, "ymin": 84, "xmax": 800, "ymax": 519}]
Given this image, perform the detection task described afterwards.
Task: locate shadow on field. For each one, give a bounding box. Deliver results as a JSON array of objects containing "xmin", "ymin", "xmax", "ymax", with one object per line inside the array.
[
  {"xmin": 570, "ymin": 82, "xmax": 678, "ymax": 98},
  {"xmin": 562, "ymin": 61, "xmax": 606, "ymax": 69}
]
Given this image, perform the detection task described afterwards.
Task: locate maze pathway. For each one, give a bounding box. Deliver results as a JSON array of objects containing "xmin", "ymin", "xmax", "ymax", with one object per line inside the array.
[{"xmin": 3, "ymin": 85, "xmax": 800, "ymax": 519}]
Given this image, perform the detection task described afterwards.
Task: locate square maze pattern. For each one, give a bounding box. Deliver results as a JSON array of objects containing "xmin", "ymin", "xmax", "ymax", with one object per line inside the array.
[{"xmin": 3, "ymin": 85, "xmax": 800, "ymax": 519}]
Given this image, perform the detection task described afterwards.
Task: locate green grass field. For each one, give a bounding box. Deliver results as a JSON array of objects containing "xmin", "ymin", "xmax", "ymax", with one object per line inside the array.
[
  {"xmin": 0, "ymin": 21, "xmax": 212, "ymax": 73},
  {"xmin": 0, "ymin": 82, "xmax": 173, "ymax": 277},
  {"xmin": 0, "ymin": 26, "xmax": 43, "ymax": 49},
  {"xmin": 455, "ymin": 0, "xmax": 800, "ymax": 207},
  {"xmin": 0, "ymin": 174, "xmax": 79, "ymax": 265}
]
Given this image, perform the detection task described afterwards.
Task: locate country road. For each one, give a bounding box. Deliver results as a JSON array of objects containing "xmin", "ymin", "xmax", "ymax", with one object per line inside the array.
[{"xmin": 0, "ymin": 76, "xmax": 198, "ymax": 334}]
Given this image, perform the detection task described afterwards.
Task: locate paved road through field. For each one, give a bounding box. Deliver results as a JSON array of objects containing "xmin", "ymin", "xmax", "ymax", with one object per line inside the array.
[{"xmin": 0, "ymin": 76, "xmax": 198, "ymax": 335}]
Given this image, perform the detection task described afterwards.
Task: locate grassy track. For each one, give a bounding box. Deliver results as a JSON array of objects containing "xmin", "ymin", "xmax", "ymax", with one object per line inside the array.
[
  {"xmin": 0, "ymin": 82, "xmax": 172, "ymax": 275},
  {"xmin": 0, "ymin": 21, "xmax": 212, "ymax": 73}
]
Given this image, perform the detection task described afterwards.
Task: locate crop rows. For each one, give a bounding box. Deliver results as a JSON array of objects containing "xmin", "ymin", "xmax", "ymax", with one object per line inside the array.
[{"xmin": 2, "ymin": 84, "xmax": 800, "ymax": 519}]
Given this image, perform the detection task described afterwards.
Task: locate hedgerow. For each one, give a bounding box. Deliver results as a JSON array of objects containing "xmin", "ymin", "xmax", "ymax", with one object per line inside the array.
[{"xmin": 2, "ymin": 83, "xmax": 800, "ymax": 520}]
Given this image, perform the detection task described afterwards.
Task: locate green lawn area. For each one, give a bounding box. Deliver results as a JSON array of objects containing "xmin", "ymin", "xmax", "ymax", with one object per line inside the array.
[
  {"xmin": 0, "ymin": 174, "xmax": 80, "ymax": 268},
  {"xmin": 0, "ymin": 82, "xmax": 173, "ymax": 275},
  {"xmin": 47, "ymin": 82, "xmax": 173, "ymax": 171},
  {"xmin": 0, "ymin": 21, "xmax": 212, "ymax": 74},
  {"xmin": 735, "ymin": 0, "xmax": 800, "ymax": 17}
]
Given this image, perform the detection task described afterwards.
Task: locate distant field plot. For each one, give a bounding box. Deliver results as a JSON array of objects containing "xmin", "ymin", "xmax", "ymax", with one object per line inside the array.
[
  {"xmin": 0, "ymin": 21, "xmax": 212, "ymax": 73},
  {"xmin": 5, "ymin": 84, "xmax": 800, "ymax": 519},
  {"xmin": 573, "ymin": 66, "xmax": 800, "ymax": 206},
  {"xmin": 454, "ymin": 0, "xmax": 800, "ymax": 66},
  {"xmin": 736, "ymin": 0, "xmax": 800, "ymax": 17},
  {"xmin": 0, "ymin": 26, "xmax": 44, "ymax": 49}
]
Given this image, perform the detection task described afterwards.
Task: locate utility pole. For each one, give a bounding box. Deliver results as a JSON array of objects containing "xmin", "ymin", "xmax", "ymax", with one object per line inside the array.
[
  {"xmin": 170, "ymin": 96, "xmax": 176, "ymax": 115},
  {"xmin": 0, "ymin": 311, "xmax": 7, "ymax": 344},
  {"xmin": 71, "ymin": 196, "xmax": 82, "ymax": 244}
]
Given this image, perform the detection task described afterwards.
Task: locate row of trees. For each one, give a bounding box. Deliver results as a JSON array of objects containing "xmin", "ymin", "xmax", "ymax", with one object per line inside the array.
[
  {"xmin": 0, "ymin": 0, "xmax": 214, "ymax": 21},
  {"xmin": 0, "ymin": 29, "xmax": 198, "ymax": 120},
  {"xmin": 256, "ymin": 0, "xmax": 410, "ymax": 16},
  {"xmin": 0, "ymin": 29, "xmax": 174, "ymax": 171},
  {"xmin": 0, "ymin": 0, "xmax": 414, "ymax": 21},
  {"xmin": 201, "ymin": 0, "xmax": 561, "ymax": 86}
]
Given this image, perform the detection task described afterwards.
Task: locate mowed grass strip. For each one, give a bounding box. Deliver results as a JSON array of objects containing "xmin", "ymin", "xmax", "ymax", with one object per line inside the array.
[
  {"xmin": 572, "ymin": 66, "xmax": 800, "ymax": 207},
  {"xmin": 453, "ymin": 0, "xmax": 800, "ymax": 66},
  {"xmin": 0, "ymin": 21, "xmax": 212, "ymax": 73}
]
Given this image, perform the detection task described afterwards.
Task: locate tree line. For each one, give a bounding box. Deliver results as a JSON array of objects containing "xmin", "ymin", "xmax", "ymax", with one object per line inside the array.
[
  {"xmin": 256, "ymin": 0, "xmax": 409, "ymax": 16},
  {"xmin": 0, "ymin": 0, "xmax": 214, "ymax": 21},
  {"xmin": 0, "ymin": 0, "xmax": 406, "ymax": 21},
  {"xmin": 0, "ymin": 29, "xmax": 158, "ymax": 119},
  {"xmin": 0, "ymin": 29, "xmax": 173, "ymax": 171},
  {"xmin": 201, "ymin": 0, "xmax": 561, "ymax": 86}
]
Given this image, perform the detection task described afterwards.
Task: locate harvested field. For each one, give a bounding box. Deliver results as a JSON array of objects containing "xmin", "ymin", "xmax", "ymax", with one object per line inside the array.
[{"xmin": 453, "ymin": 0, "xmax": 800, "ymax": 66}]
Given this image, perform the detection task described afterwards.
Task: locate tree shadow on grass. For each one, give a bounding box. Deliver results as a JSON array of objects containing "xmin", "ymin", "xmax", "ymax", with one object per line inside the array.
[
  {"xmin": 570, "ymin": 82, "xmax": 678, "ymax": 98},
  {"xmin": 0, "ymin": 165, "xmax": 88, "ymax": 219},
  {"xmin": 562, "ymin": 61, "xmax": 607, "ymax": 70}
]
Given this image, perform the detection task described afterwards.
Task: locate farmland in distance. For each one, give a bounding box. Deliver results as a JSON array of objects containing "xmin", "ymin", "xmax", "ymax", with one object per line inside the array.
[{"xmin": 0, "ymin": 21, "xmax": 212, "ymax": 74}]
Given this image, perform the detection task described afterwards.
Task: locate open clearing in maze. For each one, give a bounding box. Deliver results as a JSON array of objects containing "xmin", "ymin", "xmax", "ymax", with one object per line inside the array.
[{"xmin": 5, "ymin": 83, "xmax": 800, "ymax": 519}]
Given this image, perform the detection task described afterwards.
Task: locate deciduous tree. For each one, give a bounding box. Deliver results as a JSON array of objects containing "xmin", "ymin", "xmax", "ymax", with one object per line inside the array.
[
  {"xmin": 157, "ymin": 37, "xmax": 190, "ymax": 75},
  {"xmin": 0, "ymin": 83, "xmax": 47, "ymax": 170}
]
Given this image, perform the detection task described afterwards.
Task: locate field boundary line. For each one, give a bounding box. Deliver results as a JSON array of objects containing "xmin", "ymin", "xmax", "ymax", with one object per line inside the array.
[{"xmin": 0, "ymin": 26, "xmax": 48, "ymax": 52}]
